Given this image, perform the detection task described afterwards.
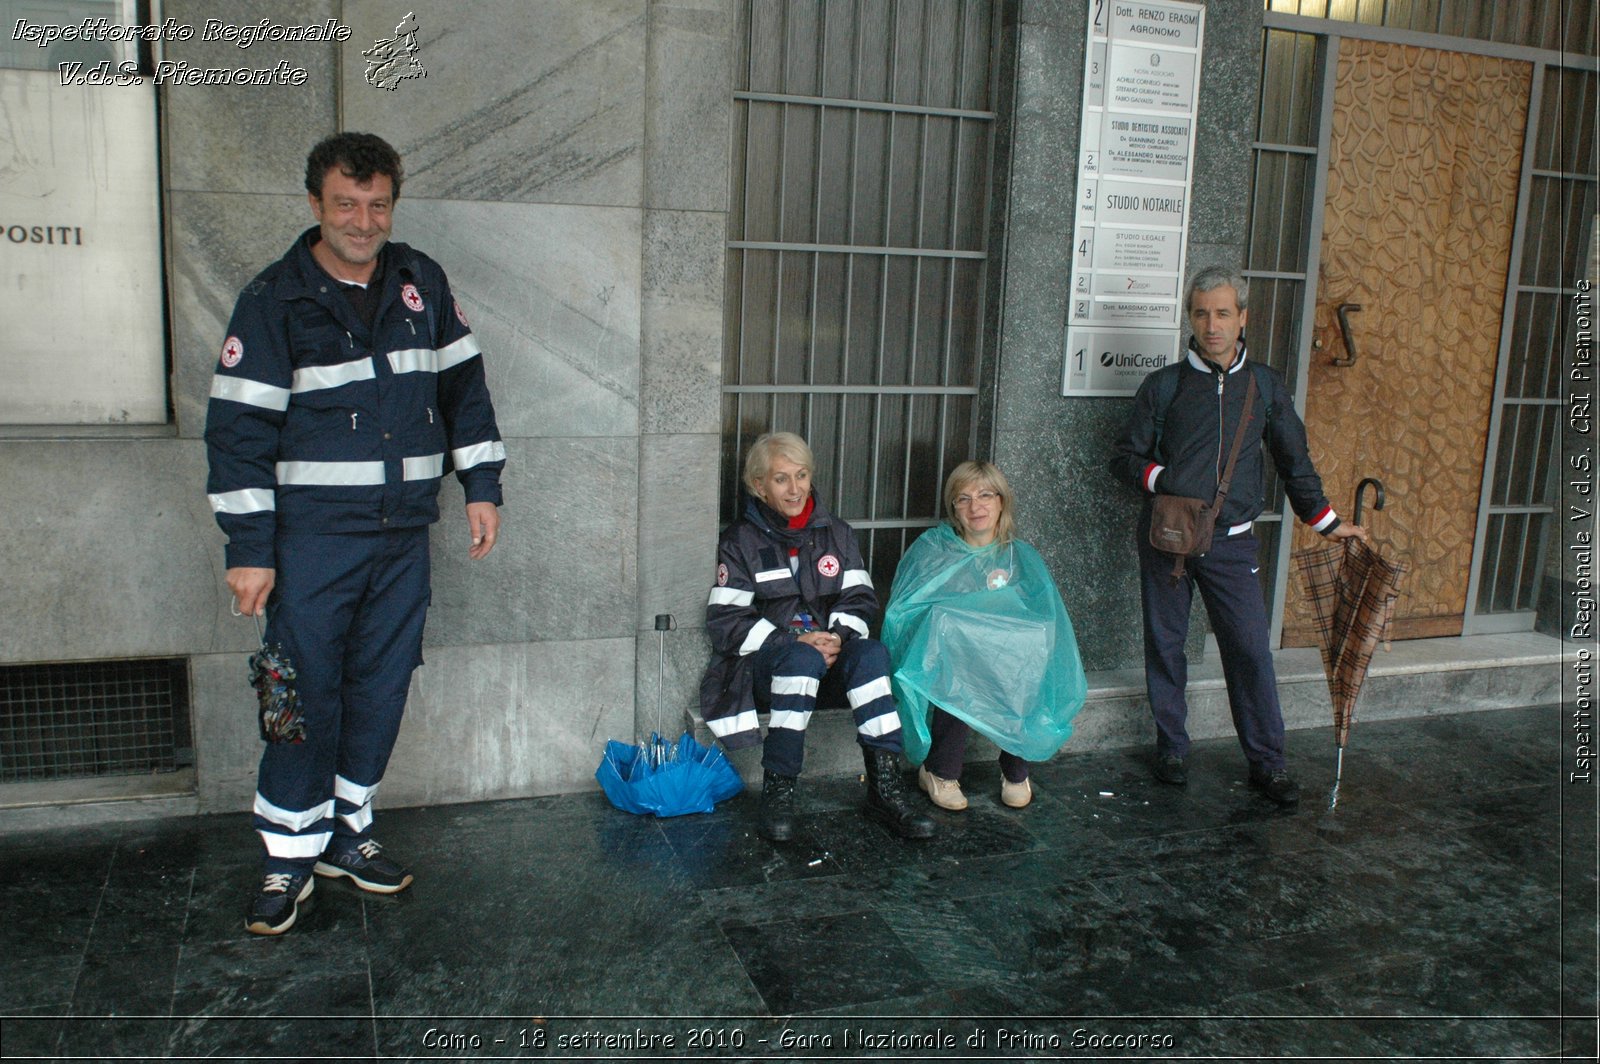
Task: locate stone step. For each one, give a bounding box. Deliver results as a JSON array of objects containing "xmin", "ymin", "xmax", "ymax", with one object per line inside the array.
[{"xmin": 694, "ymin": 632, "xmax": 1567, "ymax": 785}]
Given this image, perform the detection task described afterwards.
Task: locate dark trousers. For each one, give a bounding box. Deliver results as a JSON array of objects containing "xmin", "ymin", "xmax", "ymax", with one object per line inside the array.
[
  {"xmin": 1138, "ymin": 520, "xmax": 1286, "ymax": 771},
  {"xmin": 253, "ymin": 527, "xmax": 430, "ymax": 874},
  {"xmin": 923, "ymin": 708, "xmax": 1029, "ymax": 783},
  {"xmin": 752, "ymin": 636, "xmax": 903, "ymax": 777}
]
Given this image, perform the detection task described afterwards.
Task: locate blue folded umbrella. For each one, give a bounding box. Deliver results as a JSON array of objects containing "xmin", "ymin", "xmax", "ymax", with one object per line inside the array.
[{"xmin": 596, "ymin": 732, "xmax": 744, "ymax": 818}]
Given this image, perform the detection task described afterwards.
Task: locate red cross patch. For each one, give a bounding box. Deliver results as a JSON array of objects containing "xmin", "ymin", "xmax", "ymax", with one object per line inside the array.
[
  {"xmin": 817, "ymin": 554, "xmax": 841, "ymax": 578},
  {"xmin": 716, "ymin": 563, "xmax": 729, "ymax": 587},
  {"xmin": 401, "ymin": 283, "xmax": 424, "ymax": 312},
  {"xmin": 454, "ymin": 298, "xmax": 470, "ymax": 327},
  {"xmin": 220, "ymin": 336, "xmax": 243, "ymax": 368}
]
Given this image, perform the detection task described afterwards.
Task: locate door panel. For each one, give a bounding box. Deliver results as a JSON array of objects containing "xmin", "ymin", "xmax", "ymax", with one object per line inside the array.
[{"xmin": 1282, "ymin": 39, "xmax": 1532, "ymax": 645}]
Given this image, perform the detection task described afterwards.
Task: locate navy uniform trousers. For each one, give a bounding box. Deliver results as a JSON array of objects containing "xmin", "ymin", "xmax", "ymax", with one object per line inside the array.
[
  {"xmin": 253, "ymin": 527, "xmax": 430, "ymax": 875},
  {"xmin": 1138, "ymin": 516, "xmax": 1287, "ymax": 772},
  {"xmin": 750, "ymin": 637, "xmax": 903, "ymax": 777}
]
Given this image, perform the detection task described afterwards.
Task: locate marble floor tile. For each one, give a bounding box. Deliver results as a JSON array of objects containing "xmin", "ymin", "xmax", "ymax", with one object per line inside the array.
[
  {"xmin": 0, "ymin": 705, "xmax": 1586, "ymax": 1062},
  {"xmin": 721, "ymin": 909, "xmax": 931, "ymax": 1014}
]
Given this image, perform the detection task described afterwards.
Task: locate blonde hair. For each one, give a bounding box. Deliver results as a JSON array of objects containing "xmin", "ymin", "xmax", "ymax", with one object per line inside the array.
[
  {"xmin": 943, "ymin": 461, "xmax": 1016, "ymax": 546},
  {"xmin": 743, "ymin": 432, "xmax": 816, "ymax": 495}
]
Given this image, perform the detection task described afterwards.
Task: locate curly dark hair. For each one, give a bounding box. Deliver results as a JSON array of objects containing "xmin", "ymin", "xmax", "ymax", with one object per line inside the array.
[{"xmin": 304, "ymin": 132, "xmax": 404, "ymax": 199}]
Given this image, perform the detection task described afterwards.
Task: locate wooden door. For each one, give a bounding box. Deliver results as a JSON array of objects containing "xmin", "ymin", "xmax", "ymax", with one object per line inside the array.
[{"xmin": 1282, "ymin": 39, "xmax": 1532, "ymax": 645}]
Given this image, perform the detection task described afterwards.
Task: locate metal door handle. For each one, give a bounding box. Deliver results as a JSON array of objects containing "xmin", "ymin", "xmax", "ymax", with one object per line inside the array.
[{"xmin": 1332, "ymin": 303, "xmax": 1362, "ymax": 367}]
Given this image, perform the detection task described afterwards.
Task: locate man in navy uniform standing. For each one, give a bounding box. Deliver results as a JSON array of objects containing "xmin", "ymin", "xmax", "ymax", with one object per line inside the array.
[
  {"xmin": 1112, "ymin": 266, "xmax": 1365, "ymax": 806},
  {"xmin": 206, "ymin": 132, "xmax": 505, "ymax": 934}
]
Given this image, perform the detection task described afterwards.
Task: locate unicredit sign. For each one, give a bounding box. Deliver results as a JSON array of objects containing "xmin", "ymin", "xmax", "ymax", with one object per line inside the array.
[{"xmin": 1100, "ymin": 350, "xmax": 1166, "ymax": 370}]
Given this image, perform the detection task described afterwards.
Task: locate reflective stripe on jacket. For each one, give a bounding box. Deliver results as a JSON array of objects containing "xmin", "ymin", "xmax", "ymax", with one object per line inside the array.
[{"xmin": 204, "ymin": 229, "xmax": 505, "ymax": 568}]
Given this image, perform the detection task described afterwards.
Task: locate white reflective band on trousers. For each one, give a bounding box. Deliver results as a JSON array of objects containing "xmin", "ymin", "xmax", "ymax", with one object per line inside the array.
[
  {"xmin": 253, "ymin": 793, "xmax": 335, "ymax": 859},
  {"xmin": 768, "ymin": 675, "xmax": 820, "ymax": 698},
  {"xmin": 768, "ymin": 709, "xmax": 813, "ymax": 731},
  {"xmin": 857, "ymin": 709, "xmax": 901, "ymax": 737},
  {"xmin": 254, "ymin": 792, "xmax": 333, "ymax": 832}
]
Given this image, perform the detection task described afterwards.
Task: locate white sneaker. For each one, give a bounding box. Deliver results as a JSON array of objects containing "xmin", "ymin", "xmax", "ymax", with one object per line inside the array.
[
  {"xmin": 917, "ymin": 765, "xmax": 967, "ymax": 811},
  {"xmin": 1000, "ymin": 776, "xmax": 1032, "ymax": 808}
]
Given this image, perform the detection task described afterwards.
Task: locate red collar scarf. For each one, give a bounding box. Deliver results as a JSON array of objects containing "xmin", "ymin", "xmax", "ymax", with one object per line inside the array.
[{"xmin": 785, "ymin": 496, "xmax": 815, "ymax": 556}]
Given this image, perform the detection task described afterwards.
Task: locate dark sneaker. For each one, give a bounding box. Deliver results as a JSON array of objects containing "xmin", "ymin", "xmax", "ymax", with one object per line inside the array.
[
  {"xmin": 245, "ymin": 871, "xmax": 313, "ymax": 936},
  {"xmin": 1154, "ymin": 752, "xmax": 1188, "ymax": 786},
  {"xmin": 1249, "ymin": 765, "xmax": 1301, "ymax": 806},
  {"xmin": 314, "ymin": 839, "xmax": 414, "ymax": 894}
]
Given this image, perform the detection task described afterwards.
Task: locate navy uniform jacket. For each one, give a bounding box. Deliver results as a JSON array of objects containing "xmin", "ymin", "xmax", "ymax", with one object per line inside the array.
[
  {"xmin": 1110, "ymin": 339, "xmax": 1340, "ymax": 535},
  {"xmin": 699, "ymin": 493, "xmax": 877, "ymax": 749},
  {"xmin": 204, "ymin": 228, "xmax": 505, "ymax": 568}
]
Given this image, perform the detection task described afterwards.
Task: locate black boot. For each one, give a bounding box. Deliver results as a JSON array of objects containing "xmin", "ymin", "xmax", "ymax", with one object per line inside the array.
[
  {"xmin": 862, "ymin": 748, "xmax": 935, "ymax": 839},
  {"xmin": 759, "ymin": 771, "xmax": 798, "ymax": 841}
]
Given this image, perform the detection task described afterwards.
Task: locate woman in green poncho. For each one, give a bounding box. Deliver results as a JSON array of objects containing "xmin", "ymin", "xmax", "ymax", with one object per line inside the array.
[{"xmin": 882, "ymin": 462, "xmax": 1087, "ymax": 810}]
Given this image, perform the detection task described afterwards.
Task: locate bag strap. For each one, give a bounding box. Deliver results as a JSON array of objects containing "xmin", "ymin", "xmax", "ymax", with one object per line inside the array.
[{"xmin": 1211, "ymin": 372, "xmax": 1257, "ymax": 510}]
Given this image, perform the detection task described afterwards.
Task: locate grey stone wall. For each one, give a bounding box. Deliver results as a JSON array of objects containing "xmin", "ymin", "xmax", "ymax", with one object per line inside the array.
[
  {"xmin": 0, "ymin": 0, "xmax": 734, "ymax": 816},
  {"xmin": 0, "ymin": 0, "xmax": 1271, "ymax": 818},
  {"xmin": 990, "ymin": 0, "xmax": 1263, "ymax": 671}
]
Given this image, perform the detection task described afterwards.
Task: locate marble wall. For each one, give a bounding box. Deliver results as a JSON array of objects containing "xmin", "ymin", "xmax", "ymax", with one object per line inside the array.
[
  {"xmin": 1, "ymin": 0, "xmax": 1270, "ymax": 818},
  {"xmin": 0, "ymin": 0, "xmax": 734, "ymax": 816},
  {"xmin": 991, "ymin": 0, "xmax": 1263, "ymax": 671}
]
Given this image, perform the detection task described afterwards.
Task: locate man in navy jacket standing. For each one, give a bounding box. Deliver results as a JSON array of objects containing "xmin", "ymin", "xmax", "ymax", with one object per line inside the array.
[
  {"xmin": 1112, "ymin": 266, "xmax": 1364, "ymax": 807},
  {"xmin": 205, "ymin": 132, "xmax": 505, "ymax": 934}
]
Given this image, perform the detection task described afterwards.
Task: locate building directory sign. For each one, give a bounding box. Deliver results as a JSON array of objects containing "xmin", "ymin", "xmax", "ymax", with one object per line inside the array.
[{"xmin": 1063, "ymin": 0, "xmax": 1205, "ymax": 397}]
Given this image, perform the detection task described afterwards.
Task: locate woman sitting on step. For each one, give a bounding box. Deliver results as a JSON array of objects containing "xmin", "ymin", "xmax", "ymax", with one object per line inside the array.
[
  {"xmin": 882, "ymin": 461, "xmax": 1087, "ymax": 810},
  {"xmin": 699, "ymin": 432, "xmax": 935, "ymax": 842}
]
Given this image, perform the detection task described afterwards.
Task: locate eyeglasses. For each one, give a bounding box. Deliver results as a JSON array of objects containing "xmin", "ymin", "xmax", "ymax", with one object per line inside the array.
[{"xmin": 954, "ymin": 490, "xmax": 1000, "ymax": 508}]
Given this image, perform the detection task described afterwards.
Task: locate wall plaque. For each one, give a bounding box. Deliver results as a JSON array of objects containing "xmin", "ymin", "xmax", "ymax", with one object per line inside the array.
[{"xmin": 1063, "ymin": 0, "xmax": 1205, "ymax": 397}]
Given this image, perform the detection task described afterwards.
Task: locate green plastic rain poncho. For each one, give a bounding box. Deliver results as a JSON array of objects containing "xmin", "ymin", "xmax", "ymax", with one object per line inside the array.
[{"xmin": 881, "ymin": 523, "xmax": 1087, "ymax": 765}]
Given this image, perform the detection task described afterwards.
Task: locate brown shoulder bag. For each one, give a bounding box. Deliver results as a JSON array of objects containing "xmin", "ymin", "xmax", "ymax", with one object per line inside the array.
[{"xmin": 1148, "ymin": 373, "xmax": 1258, "ymax": 580}]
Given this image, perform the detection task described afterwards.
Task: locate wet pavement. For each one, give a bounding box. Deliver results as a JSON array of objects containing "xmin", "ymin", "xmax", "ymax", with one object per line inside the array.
[{"xmin": 1, "ymin": 703, "xmax": 1594, "ymax": 1062}]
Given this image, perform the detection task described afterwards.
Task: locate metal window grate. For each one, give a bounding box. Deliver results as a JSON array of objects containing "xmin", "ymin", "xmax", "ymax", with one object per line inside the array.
[
  {"xmin": 1474, "ymin": 64, "xmax": 1599, "ymax": 617},
  {"xmin": 0, "ymin": 659, "xmax": 192, "ymax": 783},
  {"xmin": 724, "ymin": 0, "xmax": 1000, "ymax": 593},
  {"xmin": 1244, "ymin": 27, "xmax": 1329, "ymax": 615}
]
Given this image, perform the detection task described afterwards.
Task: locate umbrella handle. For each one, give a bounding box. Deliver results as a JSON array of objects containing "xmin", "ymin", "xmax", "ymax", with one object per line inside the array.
[
  {"xmin": 1353, "ymin": 477, "xmax": 1385, "ymax": 526},
  {"xmin": 654, "ymin": 614, "xmax": 675, "ymax": 738}
]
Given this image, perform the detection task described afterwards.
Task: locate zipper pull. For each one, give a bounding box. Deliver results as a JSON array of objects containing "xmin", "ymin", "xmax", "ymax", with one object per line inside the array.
[
  {"xmin": 427, "ymin": 407, "xmax": 434, "ymax": 423},
  {"xmin": 407, "ymin": 319, "xmax": 416, "ymax": 335},
  {"xmin": 1217, "ymin": 374, "xmax": 1225, "ymax": 396},
  {"xmin": 351, "ymin": 412, "xmax": 358, "ymax": 431}
]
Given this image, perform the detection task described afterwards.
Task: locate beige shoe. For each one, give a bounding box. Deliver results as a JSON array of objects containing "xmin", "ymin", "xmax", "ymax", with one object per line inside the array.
[
  {"xmin": 1000, "ymin": 776, "xmax": 1032, "ymax": 808},
  {"xmin": 917, "ymin": 765, "xmax": 967, "ymax": 811}
]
